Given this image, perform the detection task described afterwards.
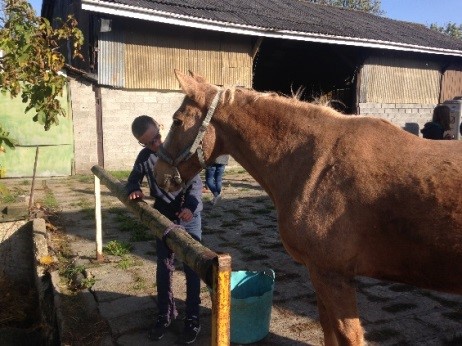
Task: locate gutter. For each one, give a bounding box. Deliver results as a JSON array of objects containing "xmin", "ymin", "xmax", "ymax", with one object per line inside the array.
[{"xmin": 82, "ymin": 0, "xmax": 462, "ymax": 58}]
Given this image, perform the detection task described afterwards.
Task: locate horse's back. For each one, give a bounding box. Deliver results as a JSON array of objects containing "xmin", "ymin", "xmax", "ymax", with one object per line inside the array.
[{"xmin": 286, "ymin": 117, "xmax": 462, "ymax": 294}]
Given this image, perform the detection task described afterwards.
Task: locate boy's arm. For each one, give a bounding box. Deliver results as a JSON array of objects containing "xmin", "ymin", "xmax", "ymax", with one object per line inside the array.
[
  {"xmin": 125, "ymin": 155, "xmax": 145, "ymax": 195},
  {"xmin": 182, "ymin": 174, "xmax": 203, "ymax": 213}
]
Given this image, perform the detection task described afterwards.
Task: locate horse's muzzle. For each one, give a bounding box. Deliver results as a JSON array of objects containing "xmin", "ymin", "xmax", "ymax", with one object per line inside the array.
[{"xmin": 156, "ymin": 172, "xmax": 183, "ymax": 192}]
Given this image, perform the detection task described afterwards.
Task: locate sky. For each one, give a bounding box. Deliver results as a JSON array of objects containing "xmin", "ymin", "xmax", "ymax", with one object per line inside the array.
[
  {"xmin": 381, "ymin": 0, "xmax": 462, "ymax": 26},
  {"xmin": 29, "ymin": 0, "xmax": 462, "ymax": 26}
]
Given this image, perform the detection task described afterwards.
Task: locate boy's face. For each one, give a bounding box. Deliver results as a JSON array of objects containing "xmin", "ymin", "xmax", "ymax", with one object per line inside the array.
[{"xmin": 137, "ymin": 124, "xmax": 162, "ymax": 152}]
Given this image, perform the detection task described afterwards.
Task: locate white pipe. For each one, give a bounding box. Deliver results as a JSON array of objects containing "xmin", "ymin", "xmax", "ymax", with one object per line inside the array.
[{"xmin": 94, "ymin": 175, "xmax": 104, "ymax": 261}]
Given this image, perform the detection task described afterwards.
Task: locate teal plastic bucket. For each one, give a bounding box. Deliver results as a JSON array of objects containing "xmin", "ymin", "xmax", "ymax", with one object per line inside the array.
[{"xmin": 230, "ymin": 269, "xmax": 275, "ymax": 344}]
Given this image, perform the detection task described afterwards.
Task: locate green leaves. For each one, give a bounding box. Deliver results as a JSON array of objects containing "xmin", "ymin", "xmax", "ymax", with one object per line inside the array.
[
  {"xmin": 307, "ymin": 0, "xmax": 383, "ymax": 15},
  {"xmin": 0, "ymin": 0, "xmax": 83, "ymax": 142},
  {"xmin": 430, "ymin": 23, "xmax": 462, "ymax": 40},
  {"xmin": 0, "ymin": 125, "xmax": 18, "ymax": 151}
]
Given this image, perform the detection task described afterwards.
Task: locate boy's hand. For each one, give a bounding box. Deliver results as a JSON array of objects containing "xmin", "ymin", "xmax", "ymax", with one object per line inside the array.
[
  {"xmin": 177, "ymin": 208, "xmax": 193, "ymax": 222},
  {"xmin": 129, "ymin": 190, "xmax": 144, "ymax": 200}
]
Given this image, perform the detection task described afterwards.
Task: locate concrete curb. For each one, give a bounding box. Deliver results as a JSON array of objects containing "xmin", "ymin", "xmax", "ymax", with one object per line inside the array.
[
  {"xmin": 30, "ymin": 218, "xmax": 114, "ymax": 345},
  {"xmin": 32, "ymin": 218, "xmax": 61, "ymax": 344}
]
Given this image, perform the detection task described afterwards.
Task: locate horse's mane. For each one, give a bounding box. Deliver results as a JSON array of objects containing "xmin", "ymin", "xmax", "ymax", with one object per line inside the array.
[{"xmin": 220, "ymin": 85, "xmax": 342, "ymax": 118}]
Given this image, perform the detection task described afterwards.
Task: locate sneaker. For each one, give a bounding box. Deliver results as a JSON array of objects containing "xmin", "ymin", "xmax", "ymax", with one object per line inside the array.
[
  {"xmin": 148, "ymin": 314, "xmax": 171, "ymax": 341},
  {"xmin": 178, "ymin": 316, "xmax": 201, "ymax": 344},
  {"xmin": 212, "ymin": 193, "xmax": 222, "ymax": 206}
]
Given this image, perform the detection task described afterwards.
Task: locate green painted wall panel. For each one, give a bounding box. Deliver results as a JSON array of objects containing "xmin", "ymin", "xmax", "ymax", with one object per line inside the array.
[
  {"xmin": 2, "ymin": 145, "xmax": 73, "ymax": 177},
  {"xmin": 0, "ymin": 85, "xmax": 74, "ymax": 177}
]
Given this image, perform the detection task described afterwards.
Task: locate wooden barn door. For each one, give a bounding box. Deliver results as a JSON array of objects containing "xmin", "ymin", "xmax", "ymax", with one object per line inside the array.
[{"xmin": 440, "ymin": 64, "xmax": 462, "ymax": 103}]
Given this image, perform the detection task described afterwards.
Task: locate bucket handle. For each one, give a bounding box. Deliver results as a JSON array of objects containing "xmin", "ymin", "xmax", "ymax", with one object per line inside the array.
[
  {"xmin": 263, "ymin": 268, "xmax": 275, "ymax": 282},
  {"xmin": 234, "ymin": 269, "xmax": 275, "ymax": 288}
]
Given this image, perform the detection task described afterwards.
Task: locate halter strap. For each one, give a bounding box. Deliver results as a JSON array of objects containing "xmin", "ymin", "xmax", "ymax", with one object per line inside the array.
[{"xmin": 158, "ymin": 89, "xmax": 222, "ymax": 169}]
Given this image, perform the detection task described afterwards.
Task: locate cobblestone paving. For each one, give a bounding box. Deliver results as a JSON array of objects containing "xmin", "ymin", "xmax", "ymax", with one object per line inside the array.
[{"xmin": 1, "ymin": 169, "xmax": 461, "ymax": 345}]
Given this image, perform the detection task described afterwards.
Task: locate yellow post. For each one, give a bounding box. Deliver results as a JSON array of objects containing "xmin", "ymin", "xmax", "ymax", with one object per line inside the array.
[{"xmin": 211, "ymin": 253, "xmax": 232, "ymax": 345}]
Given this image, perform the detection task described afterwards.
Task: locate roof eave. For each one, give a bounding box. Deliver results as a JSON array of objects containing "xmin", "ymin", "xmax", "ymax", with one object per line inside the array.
[{"xmin": 82, "ymin": 0, "xmax": 462, "ymax": 58}]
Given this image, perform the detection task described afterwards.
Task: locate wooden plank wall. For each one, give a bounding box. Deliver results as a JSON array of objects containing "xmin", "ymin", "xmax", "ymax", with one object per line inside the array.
[
  {"xmin": 440, "ymin": 64, "xmax": 462, "ymax": 102},
  {"xmin": 116, "ymin": 21, "xmax": 252, "ymax": 89},
  {"xmin": 359, "ymin": 56, "xmax": 441, "ymax": 104}
]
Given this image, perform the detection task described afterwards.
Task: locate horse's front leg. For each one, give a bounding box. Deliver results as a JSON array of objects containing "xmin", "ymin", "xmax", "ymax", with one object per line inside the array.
[{"xmin": 309, "ymin": 265, "xmax": 364, "ymax": 346}]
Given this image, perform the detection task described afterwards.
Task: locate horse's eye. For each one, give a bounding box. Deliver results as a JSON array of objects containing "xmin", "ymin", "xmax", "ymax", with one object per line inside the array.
[{"xmin": 173, "ymin": 119, "xmax": 183, "ymax": 126}]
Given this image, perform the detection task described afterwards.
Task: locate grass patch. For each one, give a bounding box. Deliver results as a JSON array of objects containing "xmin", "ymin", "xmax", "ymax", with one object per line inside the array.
[
  {"xmin": 61, "ymin": 264, "xmax": 96, "ymax": 290},
  {"xmin": 109, "ymin": 170, "xmax": 131, "ymax": 180},
  {"xmin": 0, "ymin": 183, "xmax": 27, "ymax": 204},
  {"xmin": 103, "ymin": 240, "xmax": 132, "ymax": 256},
  {"xmin": 132, "ymin": 273, "xmax": 147, "ymax": 290},
  {"xmin": 130, "ymin": 227, "xmax": 155, "ymax": 242},
  {"xmin": 73, "ymin": 198, "xmax": 93, "ymax": 209},
  {"xmin": 117, "ymin": 256, "xmax": 141, "ymax": 269},
  {"xmin": 107, "ymin": 206, "xmax": 126, "ymax": 215},
  {"xmin": 38, "ymin": 181, "xmax": 58, "ymax": 209},
  {"xmin": 114, "ymin": 213, "xmax": 153, "ymax": 241}
]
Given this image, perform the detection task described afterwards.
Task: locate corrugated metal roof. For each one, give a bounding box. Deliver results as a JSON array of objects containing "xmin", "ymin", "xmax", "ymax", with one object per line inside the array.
[{"xmin": 81, "ymin": 0, "xmax": 462, "ymax": 57}]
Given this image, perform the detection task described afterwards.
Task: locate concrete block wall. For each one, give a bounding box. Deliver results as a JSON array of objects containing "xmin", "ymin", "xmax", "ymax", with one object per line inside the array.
[
  {"xmin": 100, "ymin": 89, "xmax": 185, "ymax": 171},
  {"xmin": 359, "ymin": 103, "xmax": 437, "ymax": 137},
  {"xmin": 69, "ymin": 78, "xmax": 99, "ymax": 174},
  {"xmin": 69, "ymin": 77, "xmax": 185, "ymax": 173}
]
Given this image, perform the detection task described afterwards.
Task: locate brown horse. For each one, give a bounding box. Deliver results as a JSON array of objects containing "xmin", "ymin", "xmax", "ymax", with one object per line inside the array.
[{"xmin": 154, "ymin": 70, "xmax": 462, "ymax": 345}]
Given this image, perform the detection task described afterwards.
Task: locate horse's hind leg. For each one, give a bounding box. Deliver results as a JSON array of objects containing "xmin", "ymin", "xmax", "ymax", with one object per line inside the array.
[
  {"xmin": 316, "ymin": 295, "xmax": 338, "ymax": 346},
  {"xmin": 309, "ymin": 267, "xmax": 364, "ymax": 346}
]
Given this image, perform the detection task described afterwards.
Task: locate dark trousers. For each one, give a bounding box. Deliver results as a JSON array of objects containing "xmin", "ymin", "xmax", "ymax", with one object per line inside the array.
[{"xmin": 156, "ymin": 213, "xmax": 202, "ymax": 320}]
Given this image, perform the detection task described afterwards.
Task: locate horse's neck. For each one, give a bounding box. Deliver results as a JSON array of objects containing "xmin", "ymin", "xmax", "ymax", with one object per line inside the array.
[{"xmin": 216, "ymin": 92, "xmax": 321, "ymax": 200}]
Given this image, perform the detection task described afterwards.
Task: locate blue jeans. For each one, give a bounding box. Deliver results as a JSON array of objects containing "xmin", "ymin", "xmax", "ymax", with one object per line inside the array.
[
  {"xmin": 205, "ymin": 164, "xmax": 226, "ymax": 197},
  {"xmin": 156, "ymin": 213, "xmax": 202, "ymax": 320}
]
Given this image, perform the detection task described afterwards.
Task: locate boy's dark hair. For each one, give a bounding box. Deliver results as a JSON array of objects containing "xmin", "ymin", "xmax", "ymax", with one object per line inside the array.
[{"xmin": 131, "ymin": 115, "xmax": 160, "ymax": 138}]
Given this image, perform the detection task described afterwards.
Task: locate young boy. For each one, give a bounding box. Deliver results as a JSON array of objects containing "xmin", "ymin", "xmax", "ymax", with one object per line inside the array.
[{"xmin": 125, "ymin": 115, "xmax": 203, "ymax": 344}]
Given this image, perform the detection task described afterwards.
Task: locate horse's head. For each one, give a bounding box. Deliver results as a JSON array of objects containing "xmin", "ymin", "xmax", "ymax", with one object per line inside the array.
[{"xmin": 154, "ymin": 70, "xmax": 222, "ymax": 192}]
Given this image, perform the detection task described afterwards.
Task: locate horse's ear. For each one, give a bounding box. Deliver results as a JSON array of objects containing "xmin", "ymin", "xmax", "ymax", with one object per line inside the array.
[
  {"xmin": 188, "ymin": 70, "xmax": 207, "ymax": 83},
  {"xmin": 174, "ymin": 69, "xmax": 206, "ymax": 106}
]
